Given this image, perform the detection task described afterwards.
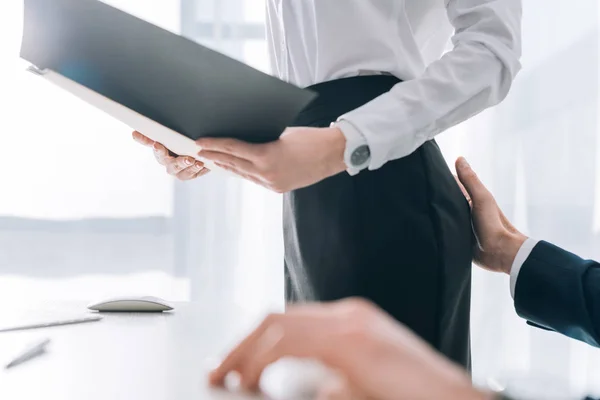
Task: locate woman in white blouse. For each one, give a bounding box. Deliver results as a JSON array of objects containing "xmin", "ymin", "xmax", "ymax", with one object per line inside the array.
[{"xmin": 134, "ymin": 0, "xmax": 522, "ymax": 368}]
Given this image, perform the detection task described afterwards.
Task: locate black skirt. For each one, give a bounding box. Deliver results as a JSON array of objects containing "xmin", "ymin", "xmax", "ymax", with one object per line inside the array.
[{"xmin": 283, "ymin": 75, "xmax": 473, "ymax": 368}]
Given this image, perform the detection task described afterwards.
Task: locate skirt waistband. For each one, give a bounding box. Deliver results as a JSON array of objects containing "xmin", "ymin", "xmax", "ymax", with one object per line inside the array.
[{"xmin": 293, "ymin": 75, "xmax": 402, "ymax": 127}]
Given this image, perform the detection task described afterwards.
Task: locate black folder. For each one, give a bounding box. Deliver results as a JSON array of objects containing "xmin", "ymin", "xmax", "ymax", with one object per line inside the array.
[{"xmin": 20, "ymin": 0, "xmax": 316, "ymax": 161}]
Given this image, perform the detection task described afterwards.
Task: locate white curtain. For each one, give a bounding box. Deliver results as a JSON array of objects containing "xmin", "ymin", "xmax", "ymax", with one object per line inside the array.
[{"xmin": 0, "ymin": 0, "xmax": 599, "ymax": 397}]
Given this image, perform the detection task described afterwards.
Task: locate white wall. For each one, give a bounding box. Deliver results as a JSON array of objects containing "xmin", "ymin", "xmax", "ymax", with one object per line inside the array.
[{"xmin": 0, "ymin": 0, "xmax": 179, "ymax": 219}]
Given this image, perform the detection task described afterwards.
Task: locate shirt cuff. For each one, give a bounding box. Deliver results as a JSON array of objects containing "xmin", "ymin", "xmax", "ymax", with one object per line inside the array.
[
  {"xmin": 509, "ymin": 238, "xmax": 539, "ymax": 298},
  {"xmin": 333, "ymin": 119, "xmax": 367, "ymax": 176},
  {"xmin": 336, "ymin": 96, "xmax": 418, "ymax": 171}
]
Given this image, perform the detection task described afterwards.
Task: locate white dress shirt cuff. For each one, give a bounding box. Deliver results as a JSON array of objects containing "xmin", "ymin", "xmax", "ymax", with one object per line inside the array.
[
  {"xmin": 509, "ymin": 238, "xmax": 539, "ymax": 298},
  {"xmin": 337, "ymin": 93, "xmax": 422, "ymax": 171},
  {"xmin": 333, "ymin": 119, "xmax": 367, "ymax": 176}
]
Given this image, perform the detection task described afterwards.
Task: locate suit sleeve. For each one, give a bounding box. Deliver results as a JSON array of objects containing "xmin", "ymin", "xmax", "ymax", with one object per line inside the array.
[{"xmin": 514, "ymin": 240, "xmax": 600, "ymax": 347}]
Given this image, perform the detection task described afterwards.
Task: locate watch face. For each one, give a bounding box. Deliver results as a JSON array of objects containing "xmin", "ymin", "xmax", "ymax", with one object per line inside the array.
[{"xmin": 351, "ymin": 144, "xmax": 371, "ymax": 167}]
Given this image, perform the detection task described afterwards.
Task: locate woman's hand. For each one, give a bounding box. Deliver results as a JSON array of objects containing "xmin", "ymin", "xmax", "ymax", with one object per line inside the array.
[
  {"xmin": 197, "ymin": 126, "xmax": 347, "ymax": 193},
  {"xmin": 455, "ymin": 157, "xmax": 527, "ymax": 274},
  {"xmin": 209, "ymin": 298, "xmax": 488, "ymax": 400},
  {"xmin": 132, "ymin": 131, "xmax": 210, "ymax": 180},
  {"xmin": 134, "ymin": 127, "xmax": 346, "ymax": 191}
]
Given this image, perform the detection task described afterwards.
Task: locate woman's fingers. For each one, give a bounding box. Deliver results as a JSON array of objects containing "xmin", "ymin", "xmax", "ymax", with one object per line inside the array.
[
  {"xmin": 194, "ymin": 166, "xmax": 211, "ymax": 179},
  {"xmin": 132, "ymin": 131, "xmax": 155, "ymax": 147},
  {"xmin": 166, "ymin": 155, "xmax": 197, "ymax": 175},
  {"xmin": 199, "ymin": 150, "xmax": 261, "ymax": 178},
  {"xmin": 197, "ymin": 138, "xmax": 261, "ymax": 161},
  {"xmin": 153, "ymin": 143, "xmax": 173, "ymax": 166},
  {"xmin": 133, "ymin": 132, "xmax": 209, "ymax": 181},
  {"xmin": 214, "ymin": 162, "xmax": 265, "ymax": 188},
  {"xmin": 154, "ymin": 144, "xmax": 206, "ymax": 180},
  {"xmin": 134, "ymin": 133, "xmax": 174, "ymax": 167},
  {"xmin": 176, "ymin": 162, "xmax": 209, "ymax": 181}
]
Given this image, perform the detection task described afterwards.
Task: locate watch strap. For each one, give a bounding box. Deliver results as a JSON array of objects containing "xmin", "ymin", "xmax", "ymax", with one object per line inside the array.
[{"xmin": 333, "ymin": 119, "xmax": 370, "ymax": 174}]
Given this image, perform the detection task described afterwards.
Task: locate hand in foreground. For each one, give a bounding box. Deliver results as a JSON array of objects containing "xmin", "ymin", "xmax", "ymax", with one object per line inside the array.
[
  {"xmin": 209, "ymin": 298, "xmax": 489, "ymax": 400},
  {"xmin": 455, "ymin": 157, "xmax": 527, "ymax": 274},
  {"xmin": 132, "ymin": 131, "xmax": 210, "ymax": 180},
  {"xmin": 196, "ymin": 126, "xmax": 347, "ymax": 193}
]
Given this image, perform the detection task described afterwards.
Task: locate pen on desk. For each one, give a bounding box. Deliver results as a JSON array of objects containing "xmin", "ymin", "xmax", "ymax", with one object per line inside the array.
[
  {"xmin": 5, "ymin": 338, "xmax": 51, "ymax": 369},
  {"xmin": 0, "ymin": 315, "xmax": 103, "ymax": 333}
]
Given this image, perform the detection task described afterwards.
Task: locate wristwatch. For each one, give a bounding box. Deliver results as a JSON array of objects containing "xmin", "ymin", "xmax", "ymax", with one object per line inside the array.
[{"xmin": 333, "ymin": 120, "xmax": 371, "ymax": 175}]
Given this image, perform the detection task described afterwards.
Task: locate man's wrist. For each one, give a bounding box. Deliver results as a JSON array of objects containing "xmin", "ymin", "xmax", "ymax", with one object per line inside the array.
[{"xmin": 498, "ymin": 232, "xmax": 528, "ymax": 275}]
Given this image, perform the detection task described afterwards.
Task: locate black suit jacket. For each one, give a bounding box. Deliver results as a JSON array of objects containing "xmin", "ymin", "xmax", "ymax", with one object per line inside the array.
[{"xmin": 514, "ymin": 240, "xmax": 600, "ymax": 347}]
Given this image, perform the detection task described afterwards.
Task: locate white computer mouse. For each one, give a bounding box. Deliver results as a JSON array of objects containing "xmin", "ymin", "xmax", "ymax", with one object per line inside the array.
[
  {"xmin": 87, "ymin": 296, "xmax": 174, "ymax": 312},
  {"xmin": 258, "ymin": 358, "xmax": 339, "ymax": 400}
]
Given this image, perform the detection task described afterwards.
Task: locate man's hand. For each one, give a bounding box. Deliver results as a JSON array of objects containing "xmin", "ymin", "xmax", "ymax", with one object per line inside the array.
[
  {"xmin": 455, "ymin": 157, "xmax": 527, "ymax": 274},
  {"xmin": 132, "ymin": 131, "xmax": 210, "ymax": 180},
  {"xmin": 196, "ymin": 126, "xmax": 347, "ymax": 193},
  {"xmin": 209, "ymin": 298, "xmax": 488, "ymax": 400}
]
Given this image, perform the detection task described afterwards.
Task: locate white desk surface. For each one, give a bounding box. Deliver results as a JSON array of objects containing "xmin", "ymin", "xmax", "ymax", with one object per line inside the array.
[{"xmin": 0, "ymin": 302, "xmax": 284, "ymax": 400}]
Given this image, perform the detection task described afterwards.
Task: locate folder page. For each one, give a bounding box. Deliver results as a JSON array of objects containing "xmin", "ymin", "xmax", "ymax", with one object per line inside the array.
[{"xmin": 19, "ymin": 0, "xmax": 317, "ymax": 166}]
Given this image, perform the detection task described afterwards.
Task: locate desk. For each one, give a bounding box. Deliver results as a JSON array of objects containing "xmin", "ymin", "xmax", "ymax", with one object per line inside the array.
[{"xmin": 0, "ymin": 302, "xmax": 278, "ymax": 400}]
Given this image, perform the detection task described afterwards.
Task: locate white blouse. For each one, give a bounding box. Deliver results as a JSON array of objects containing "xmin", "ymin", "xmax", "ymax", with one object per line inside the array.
[{"xmin": 266, "ymin": 0, "xmax": 522, "ymax": 171}]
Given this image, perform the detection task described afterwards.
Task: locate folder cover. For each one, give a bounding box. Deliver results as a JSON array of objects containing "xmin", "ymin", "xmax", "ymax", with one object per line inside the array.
[{"xmin": 19, "ymin": 0, "xmax": 317, "ymax": 162}]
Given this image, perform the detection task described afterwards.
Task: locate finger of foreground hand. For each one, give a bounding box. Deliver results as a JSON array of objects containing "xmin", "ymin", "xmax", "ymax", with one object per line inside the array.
[
  {"xmin": 316, "ymin": 378, "xmax": 368, "ymax": 400},
  {"xmin": 209, "ymin": 311, "xmax": 318, "ymax": 386},
  {"xmin": 212, "ymin": 306, "xmax": 339, "ymax": 389},
  {"xmin": 209, "ymin": 316, "xmax": 282, "ymax": 386}
]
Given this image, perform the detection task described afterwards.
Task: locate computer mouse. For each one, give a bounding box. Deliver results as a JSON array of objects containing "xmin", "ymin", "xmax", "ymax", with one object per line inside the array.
[
  {"xmin": 87, "ymin": 296, "xmax": 174, "ymax": 312},
  {"xmin": 258, "ymin": 358, "xmax": 339, "ymax": 400}
]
